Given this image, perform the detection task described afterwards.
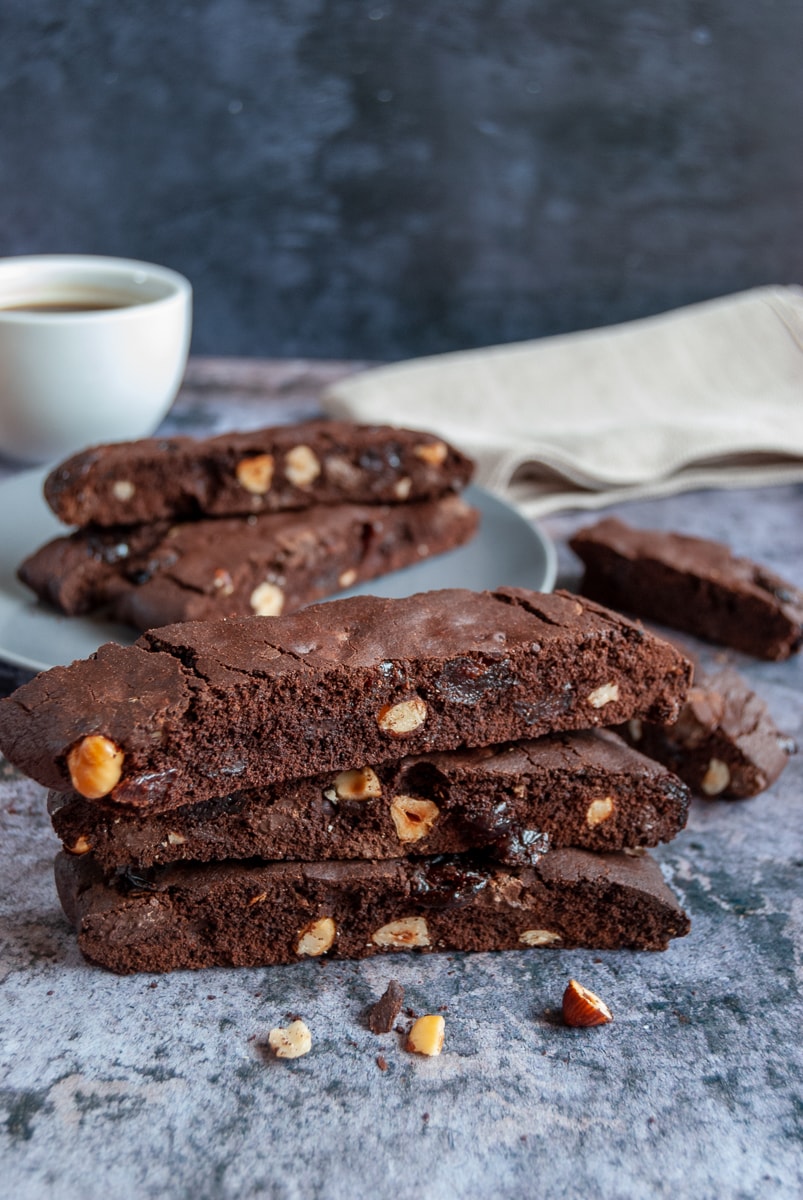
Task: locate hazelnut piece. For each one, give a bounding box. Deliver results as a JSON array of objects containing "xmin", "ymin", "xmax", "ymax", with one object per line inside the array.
[
  {"xmin": 588, "ymin": 682, "xmax": 620, "ymax": 709},
  {"xmin": 235, "ymin": 453, "xmax": 275, "ymax": 495},
  {"xmin": 324, "ymin": 455, "xmax": 362, "ymax": 488},
  {"xmin": 562, "ymin": 979, "xmax": 613, "ymax": 1027},
  {"xmin": 250, "ymin": 581, "xmax": 284, "ymax": 617},
  {"xmin": 332, "ymin": 767, "xmax": 382, "ymax": 801},
  {"xmin": 393, "ymin": 477, "xmax": 412, "ymax": 500},
  {"xmin": 407, "ymin": 1014, "xmax": 445, "ymax": 1057},
  {"xmin": 67, "ymin": 734, "xmax": 125, "ymax": 800},
  {"xmin": 268, "ymin": 1019, "xmax": 312, "ymax": 1059},
  {"xmin": 166, "ymin": 831, "xmax": 186, "ymax": 845},
  {"xmin": 296, "ymin": 916, "xmax": 336, "ymax": 957},
  {"xmin": 701, "ymin": 758, "xmax": 731, "ymax": 796},
  {"xmin": 628, "ymin": 718, "xmax": 643, "ymax": 741},
  {"xmin": 413, "ymin": 441, "xmax": 448, "ymax": 467},
  {"xmin": 519, "ymin": 929, "xmax": 561, "ymax": 947},
  {"xmin": 213, "ymin": 568, "xmax": 234, "ymax": 596},
  {"xmin": 377, "ymin": 696, "xmax": 428, "ymax": 737},
  {"xmin": 371, "ymin": 916, "xmax": 431, "ymax": 948},
  {"xmin": 338, "ymin": 568, "xmax": 357, "ymax": 589},
  {"xmin": 390, "ymin": 796, "xmax": 439, "ymax": 842},
  {"xmin": 112, "ymin": 480, "xmax": 135, "ymax": 502},
  {"xmin": 285, "ymin": 445, "xmax": 321, "ymax": 488},
  {"xmin": 65, "ymin": 835, "xmax": 92, "ymax": 856},
  {"xmin": 586, "ymin": 796, "xmax": 615, "ymax": 827}
]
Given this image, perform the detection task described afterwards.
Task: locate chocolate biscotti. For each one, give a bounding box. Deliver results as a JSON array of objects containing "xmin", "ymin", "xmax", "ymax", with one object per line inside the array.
[
  {"xmin": 0, "ymin": 588, "xmax": 692, "ymax": 813},
  {"xmin": 55, "ymin": 847, "xmax": 691, "ymax": 974},
  {"xmin": 19, "ymin": 494, "xmax": 478, "ymax": 630},
  {"xmin": 49, "ymin": 729, "xmax": 691, "ymax": 870},
  {"xmin": 623, "ymin": 665, "xmax": 795, "ymax": 799},
  {"xmin": 570, "ymin": 517, "xmax": 803, "ymax": 660},
  {"xmin": 44, "ymin": 421, "xmax": 474, "ymax": 527}
]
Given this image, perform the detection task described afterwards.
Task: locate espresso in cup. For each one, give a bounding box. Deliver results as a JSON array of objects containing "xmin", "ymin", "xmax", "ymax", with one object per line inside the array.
[
  {"xmin": 0, "ymin": 256, "xmax": 193, "ymax": 462},
  {"xmin": 1, "ymin": 301, "xmax": 136, "ymax": 313}
]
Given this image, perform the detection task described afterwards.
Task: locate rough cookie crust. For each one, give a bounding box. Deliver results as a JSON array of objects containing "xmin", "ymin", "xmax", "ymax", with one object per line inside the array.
[
  {"xmin": 0, "ymin": 588, "xmax": 692, "ymax": 813},
  {"xmin": 571, "ymin": 517, "xmax": 803, "ymax": 661},
  {"xmin": 50, "ymin": 729, "xmax": 690, "ymax": 870},
  {"xmin": 44, "ymin": 420, "xmax": 475, "ymax": 527},
  {"xmin": 55, "ymin": 846, "xmax": 691, "ymax": 974}
]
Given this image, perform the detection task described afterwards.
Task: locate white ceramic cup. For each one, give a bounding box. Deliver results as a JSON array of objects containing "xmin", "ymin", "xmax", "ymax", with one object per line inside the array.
[{"xmin": 0, "ymin": 254, "xmax": 192, "ymax": 462}]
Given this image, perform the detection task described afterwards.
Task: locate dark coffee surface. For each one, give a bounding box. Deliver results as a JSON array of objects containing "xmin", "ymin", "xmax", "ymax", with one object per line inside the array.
[
  {"xmin": 1, "ymin": 301, "xmax": 135, "ymax": 313},
  {"xmin": 570, "ymin": 517, "xmax": 803, "ymax": 660},
  {"xmin": 0, "ymin": 587, "xmax": 691, "ymax": 812}
]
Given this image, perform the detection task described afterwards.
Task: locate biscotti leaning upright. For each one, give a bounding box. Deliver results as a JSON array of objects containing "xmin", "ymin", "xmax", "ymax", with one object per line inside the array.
[{"xmin": 0, "ymin": 588, "xmax": 693, "ymax": 815}]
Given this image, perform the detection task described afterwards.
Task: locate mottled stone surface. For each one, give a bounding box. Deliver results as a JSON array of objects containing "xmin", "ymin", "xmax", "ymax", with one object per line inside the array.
[
  {"xmin": 1, "ymin": 363, "xmax": 801, "ymax": 1198},
  {"xmin": 1, "ymin": 4, "xmax": 802, "ymax": 359}
]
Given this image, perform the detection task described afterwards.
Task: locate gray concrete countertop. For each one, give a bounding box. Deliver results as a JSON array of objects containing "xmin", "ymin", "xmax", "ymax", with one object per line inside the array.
[{"xmin": 1, "ymin": 361, "xmax": 801, "ymax": 1200}]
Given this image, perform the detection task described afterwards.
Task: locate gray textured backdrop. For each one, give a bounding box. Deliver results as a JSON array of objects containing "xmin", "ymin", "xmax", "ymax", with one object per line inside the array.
[{"xmin": 2, "ymin": 0, "xmax": 802, "ymax": 359}]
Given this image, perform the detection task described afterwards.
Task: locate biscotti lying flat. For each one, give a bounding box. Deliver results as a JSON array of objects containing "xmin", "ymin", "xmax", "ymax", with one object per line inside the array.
[
  {"xmin": 55, "ymin": 847, "xmax": 691, "ymax": 974},
  {"xmin": 622, "ymin": 665, "xmax": 795, "ymax": 799},
  {"xmin": 49, "ymin": 729, "xmax": 691, "ymax": 870},
  {"xmin": 0, "ymin": 588, "xmax": 692, "ymax": 813},
  {"xmin": 19, "ymin": 494, "xmax": 477, "ymax": 629},
  {"xmin": 44, "ymin": 420, "xmax": 474, "ymax": 526},
  {"xmin": 570, "ymin": 517, "xmax": 803, "ymax": 660}
]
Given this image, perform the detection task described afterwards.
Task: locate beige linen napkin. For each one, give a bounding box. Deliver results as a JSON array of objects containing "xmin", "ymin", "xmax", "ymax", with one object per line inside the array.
[{"xmin": 323, "ymin": 286, "xmax": 803, "ymax": 517}]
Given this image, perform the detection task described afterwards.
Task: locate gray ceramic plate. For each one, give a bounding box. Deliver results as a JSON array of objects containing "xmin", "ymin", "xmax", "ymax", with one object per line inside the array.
[{"xmin": 0, "ymin": 474, "xmax": 556, "ymax": 673}]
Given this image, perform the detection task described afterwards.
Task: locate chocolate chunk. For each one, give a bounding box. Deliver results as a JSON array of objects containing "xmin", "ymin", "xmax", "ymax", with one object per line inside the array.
[
  {"xmin": 54, "ymin": 847, "xmax": 690, "ymax": 974},
  {"xmin": 570, "ymin": 517, "xmax": 803, "ymax": 660},
  {"xmin": 44, "ymin": 421, "xmax": 474, "ymax": 527},
  {"xmin": 368, "ymin": 980, "xmax": 405, "ymax": 1033},
  {"xmin": 19, "ymin": 495, "xmax": 478, "ymax": 630},
  {"xmin": 0, "ymin": 588, "xmax": 692, "ymax": 812},
  {"xmin": 621, "ymin": 665, "xmax": 794, "ymax": 798},
  {"xmin": 49, "ymin": 730, "xmax": 690, "ymax": 871}
]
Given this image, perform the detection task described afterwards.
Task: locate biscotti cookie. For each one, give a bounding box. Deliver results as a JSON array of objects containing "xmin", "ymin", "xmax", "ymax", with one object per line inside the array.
[
  {"xmin": 49, "ymin": 729, "xmax": 691, "ymax": 870},
  {"xmin": 0, "ymin": 588, "xmax": 692, "ymax": 813},
  {"xmin": 55, "ymin": 847, "xmax": 691, "ymax": 974},
  {"xmin": 44, "ymin": 421, "xmax": 474, "ymax": 527},
  {"xmin": 570, "ymin": 517, "xmax": 803, "ymax": 660},
  {"xmin": 622, "ymin": 665, "xmax": 795, "ymax": 798},
  {"xmin": 19, "ymin": 494, "xmax": 478, "ymax": 630}
]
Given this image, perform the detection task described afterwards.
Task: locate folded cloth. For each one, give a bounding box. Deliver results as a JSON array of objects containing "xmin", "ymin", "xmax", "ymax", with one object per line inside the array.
[{"xmin": 323, "ymin": 286, "xmax": 803, "ymax": 517}]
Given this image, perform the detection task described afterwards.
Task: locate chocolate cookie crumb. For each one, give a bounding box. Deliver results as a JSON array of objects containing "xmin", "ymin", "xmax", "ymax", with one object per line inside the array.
[{"xmin": 368, "ymin": 980, "xmax": 405, "ymax": 1033}]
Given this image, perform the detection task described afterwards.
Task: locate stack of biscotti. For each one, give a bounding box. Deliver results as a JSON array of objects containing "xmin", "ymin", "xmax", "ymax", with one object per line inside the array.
[
  {"xmin": 19, "ymin": 421, "xmax": 478, "ymax": 631},
  {"xmin": 0, "ymin": 587, "xmax": 695, "ymax": 975}
]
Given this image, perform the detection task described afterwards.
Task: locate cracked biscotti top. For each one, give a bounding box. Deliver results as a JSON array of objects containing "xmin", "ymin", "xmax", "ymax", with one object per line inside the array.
[
  {"xmin": 43, "ymin": 420, "xmax": 475, "ymax": 527},
  {"xmin": 570, "ymin": 517, "xmax": 803, "ymax": 660},
  {"xmin": 0, "ymin": 587, "xmax": 692, "ymax": 814}
]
